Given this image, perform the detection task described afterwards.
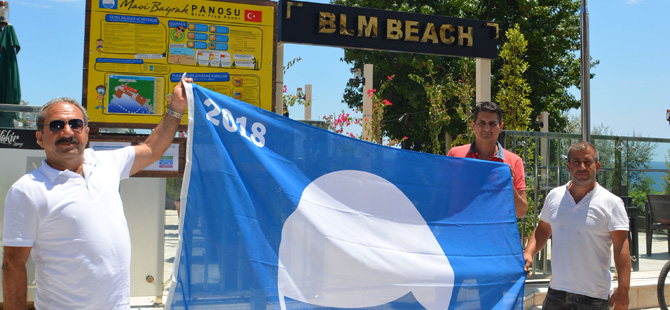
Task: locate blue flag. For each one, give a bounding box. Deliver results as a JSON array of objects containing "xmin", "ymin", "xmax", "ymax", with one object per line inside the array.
[{"xmin": 166, "ymin": 83, "xmax": 526, "ymax": 309}]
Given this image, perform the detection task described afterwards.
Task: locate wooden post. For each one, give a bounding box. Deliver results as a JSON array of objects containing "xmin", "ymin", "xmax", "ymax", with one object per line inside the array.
[
  {"xmin": 362, "ymin": 64, "xmax": 373, "ymax": 141},
  {"xmin": 304, "ymin": 84, "xmax": 312, "ymax": 120},
  {"xmin": 475, "ymin": 58, "xmax": 491, "ymax": 103},
  {"xmin": 275, "ymin": 43, "xmax": 284, "ymax": 115}
]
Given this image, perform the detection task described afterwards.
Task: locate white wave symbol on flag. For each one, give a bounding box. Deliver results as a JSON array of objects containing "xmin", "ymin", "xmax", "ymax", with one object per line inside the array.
[{"xmin": 278, "ymin": 170, "xmax": 454, "ymax": 309}]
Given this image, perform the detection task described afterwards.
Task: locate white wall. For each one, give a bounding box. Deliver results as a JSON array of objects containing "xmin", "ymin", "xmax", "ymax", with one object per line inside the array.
[{"xmin": 0, "ymin": 148, "xmax": 166, "ymax": 303}]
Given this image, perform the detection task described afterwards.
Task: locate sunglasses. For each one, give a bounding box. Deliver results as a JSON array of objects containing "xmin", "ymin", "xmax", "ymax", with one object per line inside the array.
[{"xmin": 48, "ymin": 119, "xmax": 85, "ymax": 133}]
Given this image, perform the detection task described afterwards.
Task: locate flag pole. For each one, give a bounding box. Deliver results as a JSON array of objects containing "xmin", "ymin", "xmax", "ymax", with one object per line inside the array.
[{"xmin": 580, "ymin": 0, "xmax": 591, "ymax": 142}]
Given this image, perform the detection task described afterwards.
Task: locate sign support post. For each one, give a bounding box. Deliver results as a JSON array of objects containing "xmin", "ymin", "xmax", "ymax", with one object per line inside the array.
[{"xmin": 476, "ymin": 58, "xmax": 491, "ymax": 103}]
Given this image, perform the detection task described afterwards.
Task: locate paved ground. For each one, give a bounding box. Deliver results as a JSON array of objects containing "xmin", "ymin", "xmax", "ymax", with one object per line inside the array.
[{"xmin": 130, "ymin": 210, "xmax": 670, "ymax": 309}]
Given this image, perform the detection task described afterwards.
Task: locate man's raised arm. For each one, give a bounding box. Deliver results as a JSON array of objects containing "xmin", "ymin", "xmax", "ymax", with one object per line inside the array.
[{"xmin": 131, "ymin": 78, "xmax": 192, "ymax": 175}]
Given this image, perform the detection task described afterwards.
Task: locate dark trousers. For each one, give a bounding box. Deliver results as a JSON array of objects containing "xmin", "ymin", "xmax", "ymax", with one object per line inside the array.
[{"xmin": 542, "ymin": 287, "xmax": 609, "ymax": 310}]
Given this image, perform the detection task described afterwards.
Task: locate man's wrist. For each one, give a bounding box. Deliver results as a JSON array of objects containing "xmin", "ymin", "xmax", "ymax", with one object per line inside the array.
[{"xmin": 165, "ymin": 107, "xmax": 183, "ymax": 119}]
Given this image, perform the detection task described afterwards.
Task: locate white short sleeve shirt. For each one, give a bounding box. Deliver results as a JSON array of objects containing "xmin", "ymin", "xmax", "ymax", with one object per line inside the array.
[
  {"xmin": 539, "ymin": 182, "xmax": 629, "ymax": 300},
  {"xmin": 3, "ymin": 146, "xmax": 135, "ymax": 310}
]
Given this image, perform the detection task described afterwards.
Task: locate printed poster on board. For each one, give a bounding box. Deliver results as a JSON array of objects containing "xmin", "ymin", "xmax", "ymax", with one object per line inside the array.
[{"xmin": 86, "ymin": 0, "xmax": 275, "ymax": 125}]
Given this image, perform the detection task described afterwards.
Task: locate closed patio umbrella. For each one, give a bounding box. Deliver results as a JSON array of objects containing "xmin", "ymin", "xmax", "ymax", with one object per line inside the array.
[{"xmin": 0, "ymin": 24, "xmax": 20, "ymax": 127}]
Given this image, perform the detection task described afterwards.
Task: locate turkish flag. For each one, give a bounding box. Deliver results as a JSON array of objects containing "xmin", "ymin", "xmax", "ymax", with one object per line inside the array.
[{"xmin": 244, "ymin": 10, "xmax": 262, "ymax": 23}]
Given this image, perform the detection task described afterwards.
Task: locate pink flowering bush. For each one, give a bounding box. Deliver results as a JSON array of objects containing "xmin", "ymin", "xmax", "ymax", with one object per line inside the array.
[
  {"xmin": 323, "ymin": 74, "xmax": 400, "ymax": 146},
  {"xmin": 363, "ymin": 75, "xmax": 394, "ymax": 143},
  {"xmin": 323, "ymin": 108, "xmax": 362, "ymax": 138},
  {"xmin": 386, "ymin": 136, "xmax": 408, "ymax": 147}
]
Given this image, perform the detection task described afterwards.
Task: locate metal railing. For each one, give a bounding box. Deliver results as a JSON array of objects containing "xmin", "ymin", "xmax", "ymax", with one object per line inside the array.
[
  {"xmin": 502, "ymin": 130, "xmax": 670, "ymax": 276},
  {"xmin": 0, "ymin": 103, "xmax": 39, "ymax": 130},
  {"xmin": 0, "ymin": 103, "xmax": 40, "ymax": 112}
]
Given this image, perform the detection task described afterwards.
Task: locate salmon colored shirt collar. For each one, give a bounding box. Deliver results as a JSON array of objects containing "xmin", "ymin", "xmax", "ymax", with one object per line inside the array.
[{"xmin": 465, "ymin": 141, "xmax": 506, "ymax": 162}]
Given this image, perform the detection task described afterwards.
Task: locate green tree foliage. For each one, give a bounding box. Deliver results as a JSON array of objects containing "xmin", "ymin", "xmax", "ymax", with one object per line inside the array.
[
  {"xmin": 495, "ymin": 24, "xmax": 532, "ymax": 131},
  {"xmin": 449, "ymin": 62, "xmax": 476, "ymax": 147},
  {"xmin": 591, "ymin": 124, "xmax": 657, "ymax": 213},
  {"xmin": 662, "ymin": 150, "xmax": 670, "ymax": 195},
  {"xmin": 564, "ymin": 112, "xmax": 581, "ymax": 133},
  {"xmin": 408, "ymin": 60, "xmax": 453, "ymax": 154},
  {"xmin": 494, "ymin": 23, "xmax": 536, "ymax": 237},
  {"xmin": 283, "ymin": 57, "xmax": 310, "ymax": 113},
  {"xmin": 630, "ymin": 176, "xmax": 656, "ymax": 215},
  {"xmin": 167, "ymin": 177, "xmax": 183, "ymax": 201},
  {"xmin": 511, "ymin": 140, "xmax": 538, "ymax": 243},
  {"xmin": 333, "ymin": 0, "xmax": 590, "ymax": 151}
]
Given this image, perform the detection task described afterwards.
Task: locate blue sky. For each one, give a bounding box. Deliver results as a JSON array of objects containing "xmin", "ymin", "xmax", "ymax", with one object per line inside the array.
[{"xmin": 6, "ymin": 0, "xmax": 670, "ymax": 144}]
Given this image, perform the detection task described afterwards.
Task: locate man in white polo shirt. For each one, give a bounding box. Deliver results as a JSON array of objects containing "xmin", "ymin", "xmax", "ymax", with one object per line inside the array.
[
  {"xmin": 523, "ymin": 141, "xmax": 630, "ymax": 310},
  {"xmin": 2, "ymin": 77, "xmax": 192, "ymax": 309}
]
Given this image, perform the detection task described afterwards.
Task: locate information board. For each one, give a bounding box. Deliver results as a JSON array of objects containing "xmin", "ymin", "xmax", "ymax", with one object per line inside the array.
[{"xmin": 85, "ymin": 0, "xmax": 276, "ymax": 126}]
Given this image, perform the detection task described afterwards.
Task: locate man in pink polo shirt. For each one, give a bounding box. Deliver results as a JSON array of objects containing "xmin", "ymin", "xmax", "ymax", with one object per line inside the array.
[{"xmin": 447, "ymin": 101, "xmax": 528, "ymax": 218}]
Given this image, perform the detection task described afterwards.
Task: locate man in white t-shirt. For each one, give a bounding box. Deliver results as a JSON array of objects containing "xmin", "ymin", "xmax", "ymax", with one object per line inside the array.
[
  {"xmin": 523, "ymin": 141, "xmax": 630, "ymax": 310},
  {"xmin": 2, "ymin": 77, "xmax": 192, "ymax": 309}
]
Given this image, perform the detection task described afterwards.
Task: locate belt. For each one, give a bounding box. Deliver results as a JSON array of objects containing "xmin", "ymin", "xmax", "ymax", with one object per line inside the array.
[{"xmin": 547, "ymin": 287, "xmax": 608, "ymax": 302}]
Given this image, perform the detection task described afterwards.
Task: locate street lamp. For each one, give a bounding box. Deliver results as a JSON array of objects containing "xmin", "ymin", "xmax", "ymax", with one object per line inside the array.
[
  {"xmin": 351, "ymin": 68, "xmax": 365, "ymax": 85},
  {"xmin": 296, "ymin": 87, "xmax": 305, "ymax": 100},
  {"xmin": 666, "ymin": 109, "xmax": 670, "ymax": 125},
  {"xmin": 535, "ymin": 115, "xmax": 544, "ymax": 129}
]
